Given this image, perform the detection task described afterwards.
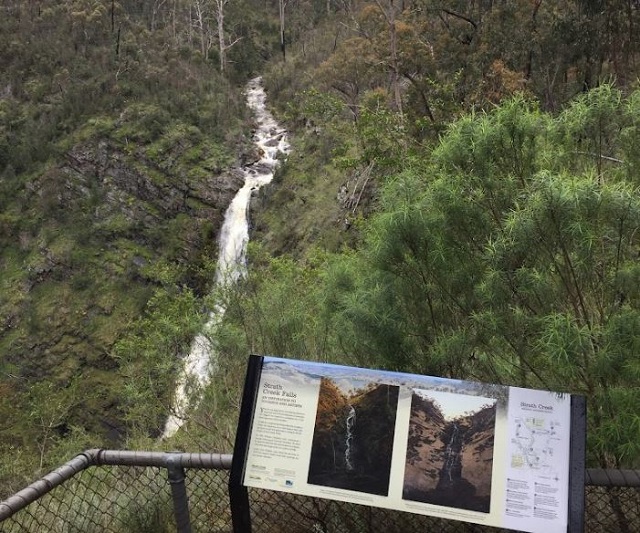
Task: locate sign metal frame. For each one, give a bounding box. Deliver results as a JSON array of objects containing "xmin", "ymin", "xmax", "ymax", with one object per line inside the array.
[{"xmin": 230, "ymin": 355, "xmax": 586, "ymax": 533}]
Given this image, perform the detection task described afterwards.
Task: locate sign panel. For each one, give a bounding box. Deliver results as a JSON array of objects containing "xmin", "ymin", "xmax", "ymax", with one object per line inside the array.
[{"xmin": 234, "ymin": 355, "xmax": 579, "ymax": 533}]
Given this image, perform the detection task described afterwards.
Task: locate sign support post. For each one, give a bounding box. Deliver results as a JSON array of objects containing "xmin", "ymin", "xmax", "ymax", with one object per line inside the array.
[
  {"xmin": 229, "ymin": 355, "xmax": 264, "ymax": 533},
  {"xmin": 567, "ymin": 395, "xmax": 587, "ymax": 532}
]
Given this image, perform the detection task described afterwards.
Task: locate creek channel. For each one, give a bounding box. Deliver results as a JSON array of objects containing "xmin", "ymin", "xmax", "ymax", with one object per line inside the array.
[{"xmin": 163, "ymin": 77, "xmax": 290, "ymax": 438}]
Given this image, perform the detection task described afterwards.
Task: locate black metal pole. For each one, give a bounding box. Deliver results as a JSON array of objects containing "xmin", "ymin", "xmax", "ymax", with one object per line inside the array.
[
  {"xmin": 568, "ymin": 395, "xmax": 586, "ymax": 532},
  {"xmin": 166, "ymin": 453, "xmax": 192, "ymax": 533},
  {"xmin": 229, "ymin": 354, "xmax": 265, "ymax": 533}
]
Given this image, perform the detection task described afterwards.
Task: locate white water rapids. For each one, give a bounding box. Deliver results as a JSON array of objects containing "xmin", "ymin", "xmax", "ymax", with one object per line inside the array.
[{"xmin": 162, "ymin": 77, "xmax": 290, "ymax": 438}]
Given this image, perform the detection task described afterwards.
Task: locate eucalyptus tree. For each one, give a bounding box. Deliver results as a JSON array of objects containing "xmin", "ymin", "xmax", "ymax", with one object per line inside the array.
[
  {"xmin": 278, "ymin": 0, "xmax": 290, "ymax": 60},
  {"xmin": 211, "ymin": 0, "xmax": 243, "ymax": 72}
]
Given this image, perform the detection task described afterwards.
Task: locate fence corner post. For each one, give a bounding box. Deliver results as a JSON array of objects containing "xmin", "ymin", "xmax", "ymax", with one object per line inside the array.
[{"xmin": 166, "ymin": 452, "xmax": 192, "ymax": 533}]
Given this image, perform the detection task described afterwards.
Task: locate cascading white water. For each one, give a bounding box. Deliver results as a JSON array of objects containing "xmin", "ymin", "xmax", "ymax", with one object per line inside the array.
[
  {"xmin": 344, "ymin": 405, "xmax": 356, "ymax": 471},
  {"xmin": 442, "ymin": 422, "xmax": 460, "ymax": 481},
  {"xmin": 162, "ymin": 77, "xmax": 289, "ymax": 438}
]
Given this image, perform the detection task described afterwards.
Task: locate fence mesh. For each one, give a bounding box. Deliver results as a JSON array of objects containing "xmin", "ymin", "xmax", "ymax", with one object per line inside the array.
[
  {"xmin": 0, "ymin": 465, "xmax": 177, "ymax": 533},
  {"xmin": 1, "ymin": 459, "xmax": 639, "ymax": 532},
  {"xmin": 585, "ymin": 485, "xmax": 640, "ymax": 533},
  {"xmin": 248, "ymin": 489, "xmax": 507, "ymax": 532}
]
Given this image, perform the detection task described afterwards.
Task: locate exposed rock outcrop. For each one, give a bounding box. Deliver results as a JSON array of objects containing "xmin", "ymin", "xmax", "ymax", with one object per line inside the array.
[
  {"xmin": 308, "ymin": 378, "xmax": 399, "ymax": 496},
  {"xmin": 59, "ymin": 140, "xmax": 244, "ymax": 232},
  {"xmin": 403, "ymin": 394, "xmax": 496, "ymax": 513}
]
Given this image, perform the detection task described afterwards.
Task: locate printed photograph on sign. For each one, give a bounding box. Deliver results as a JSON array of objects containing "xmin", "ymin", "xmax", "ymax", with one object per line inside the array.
[
  {"xmin": 307, "ymin": 377, "xmax": 399, "ymax": 496},
  {"xmin": 403, "ymin": 389, "xmax": 497, "ymax": 513}
]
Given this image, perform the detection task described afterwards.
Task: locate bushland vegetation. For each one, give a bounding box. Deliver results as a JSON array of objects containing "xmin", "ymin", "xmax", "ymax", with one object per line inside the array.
[
  {"xmin": 219, "ymin": 87, "xmax": 640, "ymax": 470},
  {"xmin": 0, "ymin": 0, "xmax": 278, "ymax": 493},
  {"xmin": 1, "ymin": 0, "xmax": 640, "ymax": 499},
  {"xmin": 200, "ymin": 0, "xmax": 640, "ymax": 471}
]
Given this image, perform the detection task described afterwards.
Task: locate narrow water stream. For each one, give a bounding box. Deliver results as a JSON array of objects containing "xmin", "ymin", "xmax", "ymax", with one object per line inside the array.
[
  {"xmin": 344, "ymin": 405, "xmax": 356, "ymax": 471},
  {"xmin": 438, "ymin": 422, "xmax": 463, "ymax": 487},
  {"xmin": 163, "ymin": 77, "xmax": 289, "ymax": 438}
]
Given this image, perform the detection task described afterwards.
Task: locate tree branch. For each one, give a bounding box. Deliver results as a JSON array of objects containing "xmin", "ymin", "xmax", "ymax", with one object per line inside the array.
[
  {"xmin": 574, "ymin": 151, "xmax": 624, "ymax": 164},
  {"xmin": 441, "ymin": 8, "xmax": 478, "ymax": 30}
]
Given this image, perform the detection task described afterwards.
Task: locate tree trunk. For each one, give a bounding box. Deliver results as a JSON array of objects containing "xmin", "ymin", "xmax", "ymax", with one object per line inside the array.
[
  {"xmin": 375, "ymin": 0, "xmax": 403, "ymax": 117},
  {"xmin": 194, "ymin": 0, "xmax": 208, "ymax": 59},
  {"xmin": 216, "ymin": 0, "xmax": 226, "ymax": 72},
  {"xmin": 279, "ymin": 0, "xmax": 287, "ymax": 61},
  {"xmin": 389, "ymin": 13, "xmax": 402, "ymax": 116}
]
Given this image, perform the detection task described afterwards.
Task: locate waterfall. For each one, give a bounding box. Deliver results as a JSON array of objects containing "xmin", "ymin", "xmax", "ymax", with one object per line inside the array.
[
  {"xmin": 443, "ymin": 423, "xmax": 457, "ymax": 480},
  {"xmin": 162, "ymin": 77, "xmax": 289, "ymax": 439},
  {"xmin": 344, "ymin": 405, "xmax": 356, "ymax": 471},
  {"xmin": 441, "ymin": 422, "xmax": 461, "ymax": 483}
]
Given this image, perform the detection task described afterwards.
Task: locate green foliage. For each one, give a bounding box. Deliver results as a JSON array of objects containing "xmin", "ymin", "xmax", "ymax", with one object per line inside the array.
[
  {"xmin": 115, "ymin": 285, "xmax": 204, "ymax": 436},
  {"xmin": 619, "ymin": 90, "xmax": 640, "ymax": 182},
  {"xmin": 555, "ymin": 85, "xmax": 624, "ymax": 176},
  {"xmin": 117, "ymin": 498, "xmax": 175, "ymax": 533},
  {"xmin": 0, "ymin": 0, "xmax": 252, "ymax": 485},
  {"xmin": 3, "ymin": 0, "xmax": 640, "ymax": 498},
  {"xmin": 219, "ymin": 248, "xmax": 329, "ymax": 359},
  {"xmin": 113, "ymin": 103, "xmax": 171, "ymax": 144},
  {"xmin": 433, "ymin": 95, "xmax": 545, "ymax": 184},
  {"xmin": 221, "ymin": 87, "xmax": 640, "ymax": 469},
  {"xmin": 356, "ymin": 90, "xmax": 411, "ymax": 169}
]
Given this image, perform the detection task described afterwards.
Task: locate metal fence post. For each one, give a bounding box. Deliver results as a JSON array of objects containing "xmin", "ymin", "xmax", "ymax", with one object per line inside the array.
[{"xmin": 166, "ymin": 453, "xmax": 192, "ymax": 533}]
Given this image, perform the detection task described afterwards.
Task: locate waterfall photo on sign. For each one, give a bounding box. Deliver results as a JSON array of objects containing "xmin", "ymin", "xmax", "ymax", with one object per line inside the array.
[
  {"xmin": 307, "ymin": 377, "xmax": 399, "ymax": 496},
  {"xmin": 403, "ymin": 389, "xmax": 497, "ymax": 513}
]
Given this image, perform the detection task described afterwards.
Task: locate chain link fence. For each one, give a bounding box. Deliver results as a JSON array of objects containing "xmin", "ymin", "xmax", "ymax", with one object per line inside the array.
[
  {"xmin": 1, "ymin": 465, "xmax": 176, "ymax": 533},
  {"xmin": 1, "ymin": 450, "xmax": 638, "ymax": 532},
  {"xmin": 584, "ymin": 470, "xmax": 640, "ymax": 533}
]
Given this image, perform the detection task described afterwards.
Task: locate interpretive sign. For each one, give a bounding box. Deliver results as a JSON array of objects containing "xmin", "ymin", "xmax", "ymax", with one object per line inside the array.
[{"xmin": 229, "ymin": 355, "xmax": 586, "ymax": 533}]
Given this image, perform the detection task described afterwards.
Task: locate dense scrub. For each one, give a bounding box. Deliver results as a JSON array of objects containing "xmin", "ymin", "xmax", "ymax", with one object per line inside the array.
[
  {"xmin": 0, "ymin": 0, "xmax": 278, "ymax": 493},
  {"xmin": 214, "ymin": 86, "xmax": 640, "ymax": 470},
  {"xmin": 2, "ymin": 0, "xmax": 640, "ymax": 496}
]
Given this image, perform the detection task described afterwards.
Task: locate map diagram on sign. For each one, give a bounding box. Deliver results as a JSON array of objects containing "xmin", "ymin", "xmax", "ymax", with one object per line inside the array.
[{"xmin": 510, "ymin": 417, "xmax": 562, "ymax": 479}]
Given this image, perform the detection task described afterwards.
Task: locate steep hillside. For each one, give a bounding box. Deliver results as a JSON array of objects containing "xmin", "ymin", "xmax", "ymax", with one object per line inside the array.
[
  {"xmin": 0, "ymin": 0, "xmax": 276, "ymax": 491},
  {"xmin": 255, "ymin": 0, "xmax": 640, "ymax": 259},
  {"xmin": 3, "ymin": 0, "xmax": 640, "ymax": 494}
]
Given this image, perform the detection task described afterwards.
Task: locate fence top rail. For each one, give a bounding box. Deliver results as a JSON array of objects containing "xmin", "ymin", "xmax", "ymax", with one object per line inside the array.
[
  {"xmin": 0, "ymin": 449, "xmax": 232, "ymax": 522},
  {"xmin": 90, "ymin": 449, "xmax": 233, "ymax": 470},
  {"xmin": 586, "ymin": 468, "xmax": 640, "ymax": 487}
]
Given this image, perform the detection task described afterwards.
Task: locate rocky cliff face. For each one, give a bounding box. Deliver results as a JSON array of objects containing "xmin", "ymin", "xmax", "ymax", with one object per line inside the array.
[
  {"xmin": 459, "ymin": 405, "xmax": 495, "ymax": 501},
  {"xmin": 350, "ymin": 384, "xmax": 398, "ymax": 476},
  {"xmin": 403, "ymin": 394, "xmax": 496, "ymax": 513},
  {"xmin": 308, "ymin": 379, "xmax": 399, "ymax": 496},
  {"xmin": 0, "ymin": 134, "xmax": 246, "ymax": 442},
  {"xmin": 404, "ymin": 395, "xmax": 447, "ymax": 493},
  {"xmin": 308, "ymin": 377, "xmax": 350, "ymax": 472},
  {"xmin": 9, "ymin": 137, "xmax": 245, "ymax": 350},
  {"xmin": 60, "ymin": 139, "xmax": 244, "ymax": 240}
]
